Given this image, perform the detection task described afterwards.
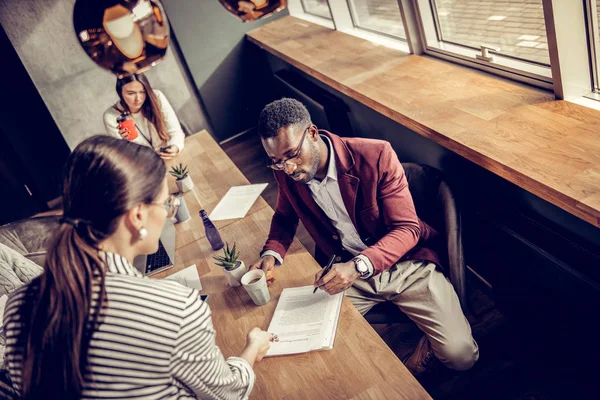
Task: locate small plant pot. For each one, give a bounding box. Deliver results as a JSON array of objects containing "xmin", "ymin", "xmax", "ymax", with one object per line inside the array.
[
  {"xmin": 176, "ymin": 175, "xmax": 194, "ymax": 193},
  {"xmin": 174, "ymin": 194, "xmax": 191, "ymax": 223},
  {"xmin": 223, "ymin": 260, "xmax": 246, "ymax": 287}
]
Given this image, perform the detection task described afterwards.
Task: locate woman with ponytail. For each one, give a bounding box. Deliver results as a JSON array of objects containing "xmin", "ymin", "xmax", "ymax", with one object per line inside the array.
[{"xmin": 3, "ymin": 136, "xmax": 271, "ymax": 399}]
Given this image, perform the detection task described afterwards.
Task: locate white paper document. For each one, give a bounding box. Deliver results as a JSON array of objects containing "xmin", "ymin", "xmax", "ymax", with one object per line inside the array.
[
  {"xmin": 208, "ymin": 183, "xmax": 268, "ymax": 221},
  {"xmin": 265, "ymin": 286, "xmax": 344, "ymax": 357},
  {"xmin": 164, "ymin": 264, "xmax": 202, "ymax": 290}
]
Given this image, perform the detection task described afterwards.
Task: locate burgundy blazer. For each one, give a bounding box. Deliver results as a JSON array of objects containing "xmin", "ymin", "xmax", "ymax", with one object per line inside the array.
[{"xmin": 262, "ymin": 131, "xmax": 441, "ymax": 274}]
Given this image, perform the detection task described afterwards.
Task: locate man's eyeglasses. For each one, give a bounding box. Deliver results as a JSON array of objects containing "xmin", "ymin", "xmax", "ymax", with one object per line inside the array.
[
  {"xmin": 149, "ymin": 194, "xmax": 181, "ymax": 218},
  {"xmin": 266, "ymin": 126, "xmax": 310, "ymax": 171}
]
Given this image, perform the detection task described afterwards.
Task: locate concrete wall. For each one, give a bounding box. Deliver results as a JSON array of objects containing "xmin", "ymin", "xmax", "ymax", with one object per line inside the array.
[
  {"xmin": 0, "ymin": 0, "xmax": 208, "ymax": 149},
  {"xmin": 162, "ymin": 0, "xmax": 289, "ymax": 141}
]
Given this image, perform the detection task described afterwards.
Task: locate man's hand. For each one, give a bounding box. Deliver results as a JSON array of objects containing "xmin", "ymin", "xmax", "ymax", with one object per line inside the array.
[
  {"xmin": 313, "ymin": 261, "xmax": 360, "ymax": 295},
  {"xmin": 249, "ymin": 255, "xmax": 276, "ymax": 286}
]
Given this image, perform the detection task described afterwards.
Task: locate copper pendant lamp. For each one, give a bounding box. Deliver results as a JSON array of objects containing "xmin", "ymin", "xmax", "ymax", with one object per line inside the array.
[
  {"xmin": 73, "ymin": 1, "xmax": 287, "ymax": 77},
  {"xmin": 73, "ymin": 0, "xmax": 170, "ymax": 78},
  {"xmin": 218, "ymin": 0, "xmax": 287, "ymax": 22}
]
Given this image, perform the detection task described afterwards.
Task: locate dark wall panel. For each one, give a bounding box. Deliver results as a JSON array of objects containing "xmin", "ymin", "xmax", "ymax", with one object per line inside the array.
[
  {"xmin": 163, "ymin": 1, "xmax": 288, "ymax": 141},
  {"xmin": 0, "ymin": 25, "xmax": 69, "ymax": 206}
]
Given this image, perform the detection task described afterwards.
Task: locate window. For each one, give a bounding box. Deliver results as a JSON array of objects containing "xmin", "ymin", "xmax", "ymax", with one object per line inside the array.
[
  {"xmin": 415, "ymin": 0, "xmax": 551, "ymax": 84},
  {"xmin": 430, "ymin": 0, "xmax": 549, "ymax": 66},
  {"xmin": 347, "ymin": 0, "xmax": 406, "ymax": 39},
  {"xmin": 288, "ymin": 0, "xmax": 600, "ymax": 100},
  {"xmin": 301, "ymin": 0, "xmax": 332, "ymax": 20}
]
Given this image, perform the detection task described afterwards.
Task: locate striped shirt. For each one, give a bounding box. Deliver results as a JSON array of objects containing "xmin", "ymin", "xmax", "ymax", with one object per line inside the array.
[{"xmin": 3, "ymin": 252, "xmax": 255, "ymax": 399}]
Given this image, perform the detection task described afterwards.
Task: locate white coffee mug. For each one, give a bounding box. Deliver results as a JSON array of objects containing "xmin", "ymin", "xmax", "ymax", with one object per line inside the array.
[{"xmin": 241, "ymin": 270, "xmax": 270, "ymax": 306}]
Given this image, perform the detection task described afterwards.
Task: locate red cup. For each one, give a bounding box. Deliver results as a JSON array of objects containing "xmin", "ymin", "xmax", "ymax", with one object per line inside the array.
[{"xmin": 116, "ymin": 113, "xmax": 138, "ymax": 141}]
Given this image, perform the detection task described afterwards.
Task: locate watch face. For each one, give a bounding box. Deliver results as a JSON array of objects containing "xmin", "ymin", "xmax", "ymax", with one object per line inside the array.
[{"xmin": 355, "ymin": 259, "xmax": 368, "ymax": 273}]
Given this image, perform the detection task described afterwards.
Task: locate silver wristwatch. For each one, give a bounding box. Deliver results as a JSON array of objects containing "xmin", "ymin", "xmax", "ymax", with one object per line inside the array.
[{"xmin": 353, "ymin": 257, "xmax": 370, "ymax": 279}]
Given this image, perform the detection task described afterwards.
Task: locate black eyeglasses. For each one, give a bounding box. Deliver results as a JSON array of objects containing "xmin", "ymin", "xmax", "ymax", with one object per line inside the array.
[{"xmin": 267, "ymin": 126, "xmax": 310, "ymax": 171}]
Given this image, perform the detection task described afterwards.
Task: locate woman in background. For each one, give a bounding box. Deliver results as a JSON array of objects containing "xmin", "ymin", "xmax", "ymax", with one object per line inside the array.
[
  {"xmin": 3, "ymin": 136, "xmax": 270, "ymax": 399},
  {"xmin": 103, "ymin": 73, "xmax": 185, "ymax": 160}
]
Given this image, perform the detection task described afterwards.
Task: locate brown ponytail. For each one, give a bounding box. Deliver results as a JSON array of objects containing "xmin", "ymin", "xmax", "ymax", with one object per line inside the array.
[
  {"xmin": 116, "ymin": 73, "xmax": 169, "ymax": 144},
  {"xmin": 19, "ymin": 136, "xmax": 166, "ymax": 399}
]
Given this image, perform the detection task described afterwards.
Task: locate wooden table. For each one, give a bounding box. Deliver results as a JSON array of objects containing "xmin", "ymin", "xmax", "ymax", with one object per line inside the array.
[
  {"xmin": 164, "ymin": 131, "xmax": 269, "ymax": 250},
  {"xmin": 156, "ymin": 132, "xmax": 431, "ymax": 399}
]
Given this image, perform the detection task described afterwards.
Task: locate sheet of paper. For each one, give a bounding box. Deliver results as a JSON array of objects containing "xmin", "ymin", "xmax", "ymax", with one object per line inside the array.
[
  {"xmin": 208, "ymin": 183, "xmax": 268, "ymax": 221},
  {"xmin": 164, "ymin": 264, "xmax": 202, "ymax": 290},
  {"xmin": 266, "ymin": 286, "xmax": 343, "ymax": 357},
  {"xmin": 266, "ymin": 335, "xmax": 315, "ymax": 356}
]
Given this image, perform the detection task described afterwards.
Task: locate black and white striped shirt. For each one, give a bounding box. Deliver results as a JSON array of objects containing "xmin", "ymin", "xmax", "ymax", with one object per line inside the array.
[{"xmin": 3, "ymin": 252, "xmax": 255, "ymax": 399}]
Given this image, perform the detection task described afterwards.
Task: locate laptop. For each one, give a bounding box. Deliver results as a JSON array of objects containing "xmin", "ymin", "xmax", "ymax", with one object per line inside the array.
[{"xmin": 133, "ymin": 219, "xmax": 176, "ymax": 276}]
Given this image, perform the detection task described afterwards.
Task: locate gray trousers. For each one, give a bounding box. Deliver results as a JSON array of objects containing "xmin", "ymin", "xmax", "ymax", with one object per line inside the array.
[{"xmin": 346, "ymin": 260, "xmax": 479, "ymax": 371}]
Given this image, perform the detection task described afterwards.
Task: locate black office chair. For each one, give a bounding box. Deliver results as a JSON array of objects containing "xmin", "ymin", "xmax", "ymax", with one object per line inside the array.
[{"xmin": 364, "ymin": 163, "xmax": 467, "ymax": 324}]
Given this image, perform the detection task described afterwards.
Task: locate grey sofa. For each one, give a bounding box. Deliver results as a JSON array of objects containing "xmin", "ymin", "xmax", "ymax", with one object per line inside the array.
[
  {"xmin": 0, "ymin": 216, "xmax": 60, "ymax": 268},
  {"xmin": 0, "ymin": 215, "xmax": 58, "ymax": 305},
  {"xmin": 0, "ymin": 216, "xmax": 59, "ymax": 398}
]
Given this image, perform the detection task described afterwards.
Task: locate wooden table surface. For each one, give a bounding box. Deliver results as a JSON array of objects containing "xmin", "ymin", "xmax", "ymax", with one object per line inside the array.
[
  {"xmin": 157, "ymin": 132, "xmax": 431, "ymax": 400},
  {"xmin": 247, "ymin": 16, "xmax": 600, "ymax": 229},
  {"xmin": 165, "ymin": 131, "xmax": 269, "ymax": 250}
]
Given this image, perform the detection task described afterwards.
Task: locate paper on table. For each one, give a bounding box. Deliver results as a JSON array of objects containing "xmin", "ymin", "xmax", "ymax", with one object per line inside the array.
[
  {"xmin": 265, "ymin": 286, "xmax": 343, "ymax": 357},
  {"xmin": 208, "ymin": 183, "xmax": 268, "ymax": 221},
  {"xmin": 164, "ymin": 264, "xmax": 202, "ymax": 290}
]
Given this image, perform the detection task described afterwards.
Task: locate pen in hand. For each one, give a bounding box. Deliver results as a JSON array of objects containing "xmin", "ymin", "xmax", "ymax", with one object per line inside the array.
[{"xmin": 313, "ymin": 254, "xmax": 337, "ymax": 294}]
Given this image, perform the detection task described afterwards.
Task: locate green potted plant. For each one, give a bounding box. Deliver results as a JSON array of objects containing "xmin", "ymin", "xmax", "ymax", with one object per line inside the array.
[
  {"xmin": 169, "ymin": 163, "xmax": 194, "ymax": 193},
  {"xmin": 213, "ymin": 242, "xmax": 246, "ymax": 287}
]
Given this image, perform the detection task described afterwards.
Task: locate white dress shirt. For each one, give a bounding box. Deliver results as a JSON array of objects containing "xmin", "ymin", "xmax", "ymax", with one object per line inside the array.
[{"xmin": 264, "ymin": 135, "xmax": 374, "ymax": 278}]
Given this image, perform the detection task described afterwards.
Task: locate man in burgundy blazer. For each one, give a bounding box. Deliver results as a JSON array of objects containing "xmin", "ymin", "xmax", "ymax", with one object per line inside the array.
[{"xmin": 250, "ymin": 99, "xmax": 478, "ymax": 376}]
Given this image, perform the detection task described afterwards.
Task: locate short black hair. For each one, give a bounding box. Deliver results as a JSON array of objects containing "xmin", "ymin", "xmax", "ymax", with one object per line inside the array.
[{"xmin": 258, "ymin": 98, "xmax": 311, "ymax": 139}]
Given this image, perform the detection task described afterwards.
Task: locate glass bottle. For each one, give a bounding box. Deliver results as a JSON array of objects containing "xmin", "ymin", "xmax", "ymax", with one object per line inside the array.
[{"xmin": 199, "ymin": 209, "xmax": 224, "ymax": 250}]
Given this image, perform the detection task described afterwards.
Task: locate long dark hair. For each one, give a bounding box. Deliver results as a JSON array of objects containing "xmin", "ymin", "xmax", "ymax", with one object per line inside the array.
[
  {"xmin": 116, "ymin": 73, "xmax": 169, "ymax": 144},
  {"xmin": 20, "ymin": 136, "xmax": 166, "ymax": 399}
]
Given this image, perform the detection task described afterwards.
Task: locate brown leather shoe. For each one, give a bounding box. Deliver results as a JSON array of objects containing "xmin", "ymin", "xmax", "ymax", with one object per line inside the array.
[{"xmin": 403, "ymin": 335, "xmax": 438, "ymax": 378}]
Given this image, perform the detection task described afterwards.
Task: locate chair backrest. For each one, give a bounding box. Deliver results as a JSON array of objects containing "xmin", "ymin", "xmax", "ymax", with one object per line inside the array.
[{"xmin": 402, "ymin": 163, "xmax": 467, "ymax": 310}]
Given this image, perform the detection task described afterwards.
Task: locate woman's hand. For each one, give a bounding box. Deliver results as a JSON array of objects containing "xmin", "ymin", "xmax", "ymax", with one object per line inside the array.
[
  {"xmin": 240, "ymin": 328, "xmax": 272, "ymax": 365},
  {"xmin": 118, "ymin": 127, "xmax": 130, "ymax": 140},
  {"xmin": 247, "ymin": 328, "xmax": 272, "ymax": 362},
  {"xmin": 158, "ymin": 145, "xmax": 179, "ymax": 160}
]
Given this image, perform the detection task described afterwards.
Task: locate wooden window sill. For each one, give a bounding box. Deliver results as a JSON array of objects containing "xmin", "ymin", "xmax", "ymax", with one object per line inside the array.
[{"xmin": 247, "ymin": 16, "xmax": 600, "ymax": 229}]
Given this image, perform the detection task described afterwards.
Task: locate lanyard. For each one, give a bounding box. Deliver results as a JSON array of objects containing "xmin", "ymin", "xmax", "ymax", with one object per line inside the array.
[{"xmin": 135, "ymin": 123, "xmax": 153, "ymax": 147}]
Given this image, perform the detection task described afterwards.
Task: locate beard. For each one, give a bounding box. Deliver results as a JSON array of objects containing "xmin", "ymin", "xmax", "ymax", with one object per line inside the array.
[{"xmin": 291, "ymin": 143, "xmax": 320, "ymax": 183}]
